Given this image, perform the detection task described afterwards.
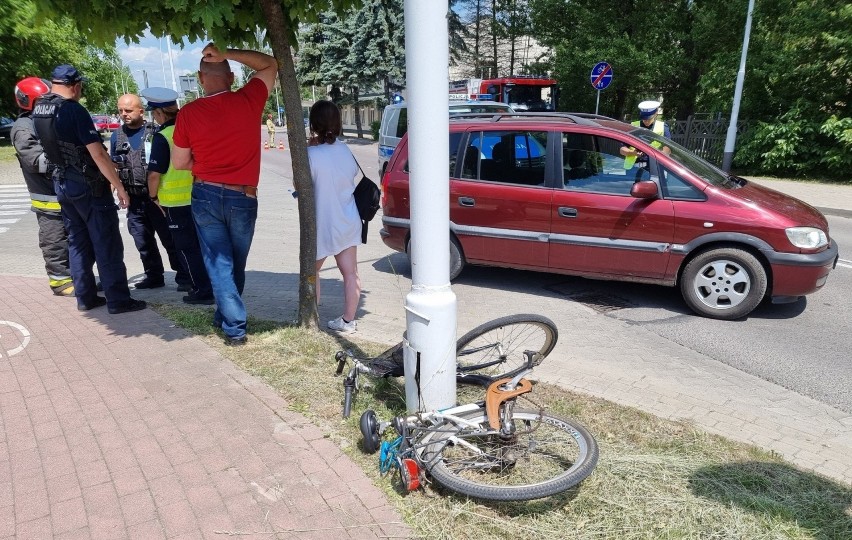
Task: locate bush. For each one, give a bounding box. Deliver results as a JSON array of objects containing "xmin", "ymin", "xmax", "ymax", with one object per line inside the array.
[
  {"xmin": 736, "ymin": 105, "xmax": 852, "ymax": 181},
  {"xmin": 370, "ymin": 120, "xmax": 381, "ymax": 141}
]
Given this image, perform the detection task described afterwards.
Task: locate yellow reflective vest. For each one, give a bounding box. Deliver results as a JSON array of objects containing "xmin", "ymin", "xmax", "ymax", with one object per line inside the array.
[
  {"xmin": 624, "ymin": 119, "xmax": 666, "ymax": 169},
  {"xmin": 155, "ymin": 125, "xmax": 193, "ymax": 207}
]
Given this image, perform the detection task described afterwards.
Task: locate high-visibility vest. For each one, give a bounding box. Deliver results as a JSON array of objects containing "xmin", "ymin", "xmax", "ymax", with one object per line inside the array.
[
  {"xmin": 624, "ymin": 119, "xmax": 666, "ymax": 169},
  {"xmin": 156, "ymin": 125, "xmax": 193, "ymax": 207}
]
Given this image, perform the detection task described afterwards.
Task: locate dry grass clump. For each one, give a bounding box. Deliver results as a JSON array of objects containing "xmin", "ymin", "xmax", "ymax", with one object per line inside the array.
[{"xmin": 155, "ymin": 305, "xmax": 852, "ymax": 540}]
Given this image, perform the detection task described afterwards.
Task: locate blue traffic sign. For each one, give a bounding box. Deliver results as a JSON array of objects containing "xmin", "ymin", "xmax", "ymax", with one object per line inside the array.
[{"xmin": 590, "ymin": 62, "xmax": 613, "ymax": 90}]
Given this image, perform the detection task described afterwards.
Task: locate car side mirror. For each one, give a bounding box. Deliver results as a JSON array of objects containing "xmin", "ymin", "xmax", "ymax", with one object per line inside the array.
[{"xmin": 631, "ymin": 180, "xmax": 659, "ymax": 199}]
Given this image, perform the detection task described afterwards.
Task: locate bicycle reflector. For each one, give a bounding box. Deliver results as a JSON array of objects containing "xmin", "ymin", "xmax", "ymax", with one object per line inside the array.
[{"xmin": 400, "ymin": 458, "xmax": 421, "ymax": 491}]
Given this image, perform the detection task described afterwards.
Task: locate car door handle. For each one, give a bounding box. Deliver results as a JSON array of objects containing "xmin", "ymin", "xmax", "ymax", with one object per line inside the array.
[
  {"xmin": 458, "ymin": 197, "xmax": 475, "ymax": 207},
  {"xmin": 558, "ymin": 207, "xmax": 578, "ymax": 218}
]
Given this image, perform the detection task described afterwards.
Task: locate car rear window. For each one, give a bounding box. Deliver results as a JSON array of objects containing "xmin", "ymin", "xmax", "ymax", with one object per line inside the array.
[{"xmin": 461, "ymin": 130, "xmax": 548, "ymax": 186}]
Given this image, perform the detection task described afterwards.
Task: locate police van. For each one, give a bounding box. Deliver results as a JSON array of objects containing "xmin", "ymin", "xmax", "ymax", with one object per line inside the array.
[{"xmin": 377, "ymin": 98, "xmax": 513, "ymax": 175}]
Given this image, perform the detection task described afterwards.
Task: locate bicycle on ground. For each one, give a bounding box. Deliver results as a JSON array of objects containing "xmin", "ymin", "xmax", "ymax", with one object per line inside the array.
[{"xmin": 334, "ymin": 314, "xmax": 558, "ymax": 418}]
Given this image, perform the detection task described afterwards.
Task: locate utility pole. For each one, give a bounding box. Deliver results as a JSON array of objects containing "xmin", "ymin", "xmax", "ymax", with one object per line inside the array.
[
  {"xmin": 722, "ymin": 0, "xmax": 755, "ymax": 173},
  {"xmin": 402, "ymin": 0, "xmax": 456, "ymax": 412}
]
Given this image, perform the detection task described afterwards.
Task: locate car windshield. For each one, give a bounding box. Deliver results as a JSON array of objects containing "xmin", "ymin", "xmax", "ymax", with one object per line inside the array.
[{"xmin": 630, "ymin": 129, "xmax": 739, "ymax": 188}]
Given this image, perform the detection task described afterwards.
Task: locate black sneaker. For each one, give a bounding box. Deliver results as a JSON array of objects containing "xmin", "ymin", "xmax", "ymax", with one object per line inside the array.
[
  {"xmin": 77, "ymin": 296, "xmax": 107, "ymax": 311},
  {"xmin": 134, "ymin": 277, "xmax": 165, "ymax": 289},
  {"xmin": 108, "ymin": 299, "xmax": 147, "ymax": 314},
  {"xmin": 224, "ymin": 335, "xmax": 247, "ymax": 347},
  {"xmin": 182, "ymin": 291, "xmax": 215, "ymax": 305}
]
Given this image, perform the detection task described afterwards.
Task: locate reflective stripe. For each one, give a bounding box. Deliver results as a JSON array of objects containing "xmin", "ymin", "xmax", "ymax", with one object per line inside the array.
[
  {"xmin": 49, "ymin": 277, "xmax": 73, "ymax": 287},
  {"xmin": 157, "ymin": 125, "xmax": 194, "ymax": 207},
  {"xmin": 31, "ymin": 199, "xmax": 61, "ymax": 211}
]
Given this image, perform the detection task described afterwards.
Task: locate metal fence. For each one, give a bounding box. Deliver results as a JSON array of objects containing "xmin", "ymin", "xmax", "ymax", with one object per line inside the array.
[{"xmin": 667, "ymin": 114, "xmax": 749, "ymax": 166}]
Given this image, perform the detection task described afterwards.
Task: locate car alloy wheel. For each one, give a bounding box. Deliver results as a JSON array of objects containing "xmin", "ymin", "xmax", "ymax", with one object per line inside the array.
[{"xmin": 680, "ymin": 247, "xmax": 767, "ymax": 320}]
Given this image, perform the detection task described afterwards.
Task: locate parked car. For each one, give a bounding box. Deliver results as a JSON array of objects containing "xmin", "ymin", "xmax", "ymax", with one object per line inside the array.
[
  {"xmin": 91, "ymin": 115, "xmax": 120, "ymax": 134},
  {"xmin": 0, "ymin": 116, "xmax": 13, "ymax": 139},
  {"xmin": 377, "ymin": 100, "xmax": 514, "ymax": 175},
  {"xmin": 379, "ymin": 113, "xmax": 839, "ymax": 320}
]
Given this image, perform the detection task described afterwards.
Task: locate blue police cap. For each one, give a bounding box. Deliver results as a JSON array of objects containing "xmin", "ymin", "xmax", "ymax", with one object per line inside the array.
[
  {"xmin": 140, "ymin": 87, "xmax": 179, "ymax": 110},
  {"xmin": 51, "ymin": 64, "xmax": 87, "ymax": 85},
  {"xmin": 638, "ymin": 100, "xmax": 661, "ymax": 120}
]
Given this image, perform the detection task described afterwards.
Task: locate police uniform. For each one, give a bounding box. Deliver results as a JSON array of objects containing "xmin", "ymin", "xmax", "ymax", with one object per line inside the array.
[
  {"xmin": 141, "ymin": 87, "xmax": 214, "ymax": 304},
  {"xmin": 31, "ymin": 65, "xmax": 136, "ymax": 311},
  {"xmin": 10, "ymin": 101, "xmax": 73, "ymax": 295},
  {"xmin": 623, "ymin": 100, "xmax": 672, "ymax": 171},
  {"xmin": 110, "ymin": 113, "xmax": 189, "ymax": 290}
]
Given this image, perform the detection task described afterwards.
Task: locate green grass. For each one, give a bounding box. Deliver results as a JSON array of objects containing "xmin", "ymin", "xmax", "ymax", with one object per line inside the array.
[
  {"xmin": 0, "ymin": 141, "xmax": 17, "ymax": 162},
  {"xmin": 154, "ymin": 304, "xmax": 852, "ymax": 539}
]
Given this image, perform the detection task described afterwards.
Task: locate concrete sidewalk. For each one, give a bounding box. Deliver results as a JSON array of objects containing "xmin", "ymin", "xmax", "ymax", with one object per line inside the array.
[{"xmin": 0, "ymin": 276, "xmax": 409, "ymax": 539}]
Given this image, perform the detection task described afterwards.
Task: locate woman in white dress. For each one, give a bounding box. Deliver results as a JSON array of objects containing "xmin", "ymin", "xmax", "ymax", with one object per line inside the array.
[{"xmin": 307, "ymin": 100, "xmax": 362, "ymax": 333}]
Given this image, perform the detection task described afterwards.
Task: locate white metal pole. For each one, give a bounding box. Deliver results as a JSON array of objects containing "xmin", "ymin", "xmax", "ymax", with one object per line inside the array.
[
  {"xmin": 595, "ymin": 89, "xmax": 600, "ymax": 115},
  {"xmin": 166, "ymin": 39, "xmax": 179, "ymax": 92},
  {"xmin": 402, "ymin": 0, "xmax": 457, "ymax": 412},
  {"xmin": 159, "ymin": 38, "xmax": 168, "ymax": 87},
  {"xmin": 722, "ymin": 0, "xmax": 755, "ymax": 172}
]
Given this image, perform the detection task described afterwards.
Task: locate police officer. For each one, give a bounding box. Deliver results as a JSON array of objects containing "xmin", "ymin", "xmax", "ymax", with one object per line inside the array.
[
  {"xmin": 111, "ymin": 93, "xmax": 190, "ymax": 291},
  {"xmin": 31, "ymin": 64, "xmax": 145, "ymax": 314},
  {"xmin": 620, "ymin": 100, "xmax": 672, "ymax": 170},
  {"xmin": 11, "ymin": 77, "xmax": 73, "ymax": 296},
  {"xmin": 141, "ymin": 87, "xmax": 214, "ymax": 305}
]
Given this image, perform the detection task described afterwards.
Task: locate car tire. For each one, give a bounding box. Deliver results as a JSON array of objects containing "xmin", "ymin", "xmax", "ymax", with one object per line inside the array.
[
  {"xmin": 449, "ymin": 235, "xmax": 465, "ymax": 281},
  {"xmin": 680, "ymin": 247, "xmax": 767, "ymax": 320},
  {"xmin": 405, "ymin": 235, "xmax": 466, "ymax": 281}
]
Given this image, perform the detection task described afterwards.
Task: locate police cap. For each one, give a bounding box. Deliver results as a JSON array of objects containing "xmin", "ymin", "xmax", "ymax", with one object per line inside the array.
[
  {"xmin": 140, "ymin": 87, "xmax": 179, "ymax": 111},
  {"xmin": 51, "ymin": 64, "xmax": 87, "ymax": 85},
  {"xmin": 638, "ymin": 100, "xmax": 661, "ymax": 120}
]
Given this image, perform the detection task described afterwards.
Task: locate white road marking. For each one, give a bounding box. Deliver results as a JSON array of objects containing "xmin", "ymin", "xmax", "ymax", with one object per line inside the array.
[
  {"xmin": 0, "ymin": 219, "xmax": 20, "ymax": 224},
  {"xmin": 0, "ymin": 210, "xmax": 27, "ymax": 216},
  {"xmin": 0, "ymin": 320, "xmax": 32, "ymax": 358},
  {"xmin": 0, "ymin": 204, "xmax": 30, "ymax": 209}
]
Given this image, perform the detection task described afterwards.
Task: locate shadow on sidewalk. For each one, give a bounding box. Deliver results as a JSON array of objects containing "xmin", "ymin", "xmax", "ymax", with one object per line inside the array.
[{"xmin": 689, "ymin": 461, "xmax": 852, "ymax": 537}]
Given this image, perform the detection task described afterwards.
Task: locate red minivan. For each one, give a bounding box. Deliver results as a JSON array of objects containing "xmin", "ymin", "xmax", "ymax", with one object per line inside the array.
[{"xmin": 379, "ymin": 113, "xmax": 838, "ymax": 320}]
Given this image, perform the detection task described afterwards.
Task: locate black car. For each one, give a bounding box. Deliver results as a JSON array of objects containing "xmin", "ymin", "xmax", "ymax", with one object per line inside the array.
[{"xmin": 0, "ymin": 116, "xmax": 13, "ymax": 139}]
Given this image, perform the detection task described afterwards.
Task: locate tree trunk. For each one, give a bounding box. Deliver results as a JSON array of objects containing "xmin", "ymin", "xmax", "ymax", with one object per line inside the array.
[
  {"xmin": 491, "ymin": 0, "xmax": 498, "ymax": 77},
  {"xmin": 259, "ymin": 0, "xmax": 318, "ymax": 329},
  {"xmin": 353, "ymin": 86, "xmax": 363, "ymax": 138},
  {"xmin": 474, "ymin": 0, "xmax": 481, "ymax": 78}
]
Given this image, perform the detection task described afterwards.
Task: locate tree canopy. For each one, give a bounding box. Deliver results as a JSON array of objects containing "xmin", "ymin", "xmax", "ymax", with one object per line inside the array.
[{"xmin": 1, "ymin": 0, "xmax": 133, "ymax": 116}]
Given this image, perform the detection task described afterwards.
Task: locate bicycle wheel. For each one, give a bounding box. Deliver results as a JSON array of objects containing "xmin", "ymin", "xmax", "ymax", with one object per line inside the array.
[
  {"xmin": 456, "ymin": 314, "xmax": 558, "ymax": 379},
  {"xmin": 417, "ymin": 407, "xmax": 598, "ymax": 501}
]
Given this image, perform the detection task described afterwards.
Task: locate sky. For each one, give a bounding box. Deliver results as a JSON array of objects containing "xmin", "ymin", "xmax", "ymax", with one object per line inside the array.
[{"xmin": 115, "ymin": 31, "xmax": 243, "ymax": 92}]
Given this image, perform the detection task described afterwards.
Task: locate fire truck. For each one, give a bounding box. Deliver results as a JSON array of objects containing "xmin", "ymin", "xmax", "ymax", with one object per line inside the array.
[{"xmin": 448, "ymin": 76, "xmax": 559, "ymax": 112}]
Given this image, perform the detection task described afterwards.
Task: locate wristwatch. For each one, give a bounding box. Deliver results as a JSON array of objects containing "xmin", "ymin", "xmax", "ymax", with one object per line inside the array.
[{"xmin": 150, "ymin": 195, "xmax": 159, "ymax": 203}]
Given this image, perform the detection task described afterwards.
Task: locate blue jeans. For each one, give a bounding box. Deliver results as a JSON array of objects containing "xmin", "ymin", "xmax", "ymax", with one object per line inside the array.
[{"xmin": 190, "ymin": 183, "xmax": 258, "ymax": 339}]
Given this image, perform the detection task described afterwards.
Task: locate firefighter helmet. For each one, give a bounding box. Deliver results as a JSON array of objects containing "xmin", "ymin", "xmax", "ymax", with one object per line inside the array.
[{"xmin": 14, "ymin": 77, "xmax": 51, "ymax": 111}]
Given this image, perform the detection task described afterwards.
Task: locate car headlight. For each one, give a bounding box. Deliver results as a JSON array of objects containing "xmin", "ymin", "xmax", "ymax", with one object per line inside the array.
[{"xmin": 785, "ymin": 227, "xmax": 828, "ymax": 249}]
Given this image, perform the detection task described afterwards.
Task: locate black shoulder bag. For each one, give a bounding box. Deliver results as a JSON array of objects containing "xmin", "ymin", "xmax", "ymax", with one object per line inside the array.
[{"xmin": 349, "ymin": 150, "xmax": 381, "ymax": 244}]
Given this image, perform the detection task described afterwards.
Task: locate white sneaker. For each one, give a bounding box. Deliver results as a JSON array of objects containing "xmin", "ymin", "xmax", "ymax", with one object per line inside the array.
[{"xmin": 328, "ymin": 316, "xmax": 357, "ymax": 333}]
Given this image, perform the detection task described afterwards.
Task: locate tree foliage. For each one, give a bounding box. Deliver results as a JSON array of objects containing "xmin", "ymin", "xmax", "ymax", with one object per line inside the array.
[
  {"xmin": 0, "ymin": 0, "xmax": 129, "ymax": 116},
  {"xmin": 527, "ymin": 0, "xmax": 851, "ymax": 179}
]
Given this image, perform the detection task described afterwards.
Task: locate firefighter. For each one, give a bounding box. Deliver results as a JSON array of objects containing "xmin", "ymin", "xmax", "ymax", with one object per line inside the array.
[
  {"xmin": 31, "ymin": 64, "xmax": 145, "ymax": 314},
  {"xmin": 11, "ymin": 77, "xmax": 73, "ymax": 296}
]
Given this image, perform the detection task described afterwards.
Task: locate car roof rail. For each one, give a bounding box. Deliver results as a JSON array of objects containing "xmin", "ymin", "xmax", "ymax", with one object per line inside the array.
[{"xmin": 447, "ymin": 112, "xmax": 617, "ymax": 126}]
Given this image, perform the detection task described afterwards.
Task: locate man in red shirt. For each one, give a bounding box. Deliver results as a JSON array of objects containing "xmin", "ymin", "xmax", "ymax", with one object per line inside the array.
[{"xmin": 173, "ymin": 43, "xmax": 276, "ymax": 346}]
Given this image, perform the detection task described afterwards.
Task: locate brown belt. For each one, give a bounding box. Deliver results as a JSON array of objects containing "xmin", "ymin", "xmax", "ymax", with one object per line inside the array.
[{"xmin": 194, "ymin": 178, "xmax": 258, "ymax": 198}]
